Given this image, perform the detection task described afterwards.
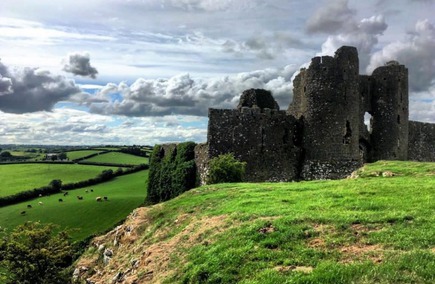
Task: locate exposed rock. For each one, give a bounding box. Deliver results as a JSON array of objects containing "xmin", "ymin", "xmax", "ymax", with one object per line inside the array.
[{"xmin": 382, "ymin": 171, "xmax": 394, "ymax": 177}]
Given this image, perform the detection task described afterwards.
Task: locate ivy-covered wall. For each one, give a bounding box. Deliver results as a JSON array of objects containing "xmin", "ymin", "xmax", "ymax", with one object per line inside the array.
[{"xmin": 147, "ymin": 142, "xmax": 197, "ymax": 203}]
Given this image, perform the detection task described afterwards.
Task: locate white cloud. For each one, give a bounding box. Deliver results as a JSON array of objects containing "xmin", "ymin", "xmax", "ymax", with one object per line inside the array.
[{"xmin": 82, "ymin": 65, "xmax": 297, "ymax": 117}]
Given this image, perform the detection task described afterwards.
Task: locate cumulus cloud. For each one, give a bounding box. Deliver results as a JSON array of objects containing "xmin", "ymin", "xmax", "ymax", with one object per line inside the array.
[
  {"xmin": 368, "ymin": 19, "xmax": 435, "ymax": 92},
  {"xmin": 0, "ymin": 60, "xmax": 82, "ymax": 113},
  {"xmin": 83, "ymin": 65, "xmax": 297, "ymax": 117},
  {"xmin": 308, "ymin": 0, "xmax": 388, "ymax": 71},
  {"xmin": 63, "ymin": 52, "xmax": 98, "ymax": 79},
  {"xmin": 306, "ymin": 0, "xmax": 355, "ymax": 34}
]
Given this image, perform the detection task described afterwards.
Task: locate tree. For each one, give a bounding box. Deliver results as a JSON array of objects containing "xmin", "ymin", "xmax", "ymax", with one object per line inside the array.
[
  {"xmin": 207, "ymin": 153, "xmax": 246, "ymax": 184},
  {"xmin": 57, "ymin": 152, "xmax": 67, "ymax": 160},
  {"xmin": 0, "ymin": 151, "xmax": 12, "ymax": 158},
  {"xmin": 0, "ymin": 222, "xmax": 74, "ymax": 284},
  {"xmin": 49, "ymin": 179, "xmax": 62, "ymax": 191}
]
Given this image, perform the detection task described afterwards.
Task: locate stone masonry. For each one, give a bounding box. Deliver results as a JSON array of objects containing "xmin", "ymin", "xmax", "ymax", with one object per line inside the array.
[{"xmin": 191, "ymin": 46, "xmax": 435, "ymax": 184}]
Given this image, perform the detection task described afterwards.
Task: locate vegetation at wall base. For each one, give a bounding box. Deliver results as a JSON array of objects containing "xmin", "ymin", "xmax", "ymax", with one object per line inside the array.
[
  {"xmin": 207, "ymin": 153, "xmax": 246, "ymax": 184},
  {"xmin": 147, "ymin": 142, "xmax": 197, "ymax": 203},
  {"xmin": 75, "ymin": 160, "xmax": 434, "ymax": 284}
]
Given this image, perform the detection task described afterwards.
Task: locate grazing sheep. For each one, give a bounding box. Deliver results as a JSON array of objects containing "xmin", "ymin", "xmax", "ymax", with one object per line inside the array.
[
  {"xmin": 96, "ymin": 196, "xmax": 102, "ymax": 202},
  {"xmin": 77, "ymin": 196, "xmax": 83, "ymax": 200},
  {"xmin": 21, "ymin": 211, "xmax": 26, "ymax": 215},
  {"xmin": 85, "ymin": 189, "xmax": 89, "ymax": 193},
  {"xmin": 27, "ymin": 204, "xmax": 32, "ymax": 208},
  {"xmin": 103, "ymin": 196, "xmax": 108, "ymax": 201},
  {"xmin": 58, "ymin": 198, "xmax": 63, "ymax": 202},
  {"xmin": 39, "ymin": 194, "xmax": 42, "ymax": 197},
  {"xmin": 38, "ymin": 201, "xmax": 43, "ymax": 205}
]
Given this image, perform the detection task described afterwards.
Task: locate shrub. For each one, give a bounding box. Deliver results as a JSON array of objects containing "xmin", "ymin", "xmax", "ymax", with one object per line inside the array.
[
  {"xmin": 207, "ymin": 153, "xmax": 246, "ymax": 184},
  {"xmin": 0, "ymin": 222, "xmax": 74, "ymax": 284}
]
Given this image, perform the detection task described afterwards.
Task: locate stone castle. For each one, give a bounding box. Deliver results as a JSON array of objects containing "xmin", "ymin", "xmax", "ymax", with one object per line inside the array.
[{"xmin": 160, "ymin": 46, "xmax": 435, "ymax": 184}]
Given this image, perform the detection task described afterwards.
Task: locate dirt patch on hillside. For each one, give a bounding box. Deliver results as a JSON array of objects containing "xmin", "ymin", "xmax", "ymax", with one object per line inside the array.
[
  {"xmin": 75, "ymin": 207, "xmax": 231, "ymax": 284},
  {"xmin": 307, "ymin": 223, "xmax": 384, "ymax": 264}
]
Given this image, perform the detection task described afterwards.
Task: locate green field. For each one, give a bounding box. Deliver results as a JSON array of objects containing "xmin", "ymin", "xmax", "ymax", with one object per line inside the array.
[
  {"xmin": 76, "ymin": 161, "xmax": 435, "ymax": 283},
  {"xmin": 0, "ymin": 164, "xmax": 118, "ymax": 197},
  {"xmin": 66, "ymin": 150, "xmax": 104, "ymax": 160},
  {"xmin": 83, "ymin": 152, "xmax": 149, "ymax": 165},
  {"xmin": 0, "ymin": 170, "xmax": 148, "ymax": 241}
]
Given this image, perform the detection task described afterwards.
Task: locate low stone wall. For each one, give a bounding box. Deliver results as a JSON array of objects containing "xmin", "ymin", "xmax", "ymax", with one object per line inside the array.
[{"xmin": 408, "ymin": 121, "xmax": 435, "ymax": 162}]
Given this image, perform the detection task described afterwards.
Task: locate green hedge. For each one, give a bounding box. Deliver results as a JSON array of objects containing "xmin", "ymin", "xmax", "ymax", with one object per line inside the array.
[
  {"xmin": 207, "ymin": 153, "xmax": 246, "ymax": 184},
  {"xmin": 147, "ymin": 142, "xmax": 197, "ymax": 203}
]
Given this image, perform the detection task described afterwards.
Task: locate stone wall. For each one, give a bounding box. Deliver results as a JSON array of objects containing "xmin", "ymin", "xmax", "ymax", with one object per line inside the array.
[
  {"xmin": 408, "ymin": 121, "xmax": 435, "ymax": 162},
  {"xmin": 207, "ymin": 107, "xmax": 302, "ymax": 182}
]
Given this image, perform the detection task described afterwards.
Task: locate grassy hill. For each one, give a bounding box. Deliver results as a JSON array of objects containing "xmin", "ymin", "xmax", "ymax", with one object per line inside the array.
[
  {"xmin": 0, "ymin": 164, "xmax": 119, "ymax": 197},
  {"xmin": 75, "ymin": 161, "xmax": 434, "ymax": 283}
]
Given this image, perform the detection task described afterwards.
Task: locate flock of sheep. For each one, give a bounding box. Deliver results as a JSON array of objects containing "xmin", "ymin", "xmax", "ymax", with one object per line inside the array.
[{"xmin": 20, "ymin": 189, "xmax": 109, "ymax": 215}]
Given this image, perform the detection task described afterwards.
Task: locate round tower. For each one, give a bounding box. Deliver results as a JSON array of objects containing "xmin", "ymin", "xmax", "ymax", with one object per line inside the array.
[
  {"xmin": 370, "ymin": 62, "xmax": 408, "ymax": 160},
  {"xmin": 288, "ymin": 46, "xmax": 362, "ymax": 179}
]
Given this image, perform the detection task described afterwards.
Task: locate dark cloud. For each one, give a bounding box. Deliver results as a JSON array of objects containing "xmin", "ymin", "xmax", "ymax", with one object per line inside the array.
[
  {"xmin": 306, "ymin": 0, "xmax": 355, "ymax": 34},
  {"xmin": 85, "ymin": 65, "xmax": 297, "ymax": 117},
  {"xmin": 368, "ymin": 19, "xmax": 435, "ymax": 92},
  {"xmin": 0, "ymin": 60, "xmax": 82, "ymax": 113},
  {"xmin": 223, "ymin": 32, "xmax": 304, "ymax": 60},
  {"xmin": 63, "ymin": 52, "xmax": 98, "ymax": 79},
  {"xmin": 319, "ymin": 14, "xmax": 388, "ymax": 71}
]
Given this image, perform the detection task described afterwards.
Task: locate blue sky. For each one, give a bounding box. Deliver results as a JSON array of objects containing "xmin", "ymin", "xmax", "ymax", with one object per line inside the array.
[{"xmin": 0, "ymin": 0, "xmax": 434, "ymax": 145}]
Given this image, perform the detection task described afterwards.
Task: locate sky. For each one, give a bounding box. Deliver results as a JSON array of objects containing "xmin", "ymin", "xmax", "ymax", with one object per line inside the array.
[{"xmin": 0, "ymin": 0, "xmax": 434, "ymax": 145}]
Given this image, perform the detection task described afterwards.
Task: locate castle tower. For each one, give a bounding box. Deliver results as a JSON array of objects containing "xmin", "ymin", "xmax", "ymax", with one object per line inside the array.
[
  {"xmin": 369, "ymin": 62, "xmax": 408, "ymax": 160},
  {"xmin": 288, "ymin": 46, "xmax": 362, "ymax": 179}
]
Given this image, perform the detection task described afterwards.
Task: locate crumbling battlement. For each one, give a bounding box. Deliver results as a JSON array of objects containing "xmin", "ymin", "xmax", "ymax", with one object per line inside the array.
[{"xmin": 192, "ymin": 46, "xmax": 434, "ymax": 183}]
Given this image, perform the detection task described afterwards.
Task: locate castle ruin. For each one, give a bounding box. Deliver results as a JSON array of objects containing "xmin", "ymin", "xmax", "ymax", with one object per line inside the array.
[{"xmin": 194, "ymin": 46, "xmax": 435, "ymax": 183}]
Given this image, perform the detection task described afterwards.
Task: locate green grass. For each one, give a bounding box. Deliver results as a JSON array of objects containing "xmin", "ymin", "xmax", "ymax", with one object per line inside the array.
[
  {"xmin": 83, "ymin": 152, "xmax": 149, "ymax": 165},
  {"xmin": 66, "ymin": 150, "xmax": 104, "ymax": 160},
  {"xmin": 0, "ymin": 164, "xmax": 118, "ymax": 197},
  {"xmin": 0, "ymin": 170, "xmax": 148, "ymax": 241},
  {"xmin": 81, "ymin": 160, "xmax": 434, "ymax": 284}
]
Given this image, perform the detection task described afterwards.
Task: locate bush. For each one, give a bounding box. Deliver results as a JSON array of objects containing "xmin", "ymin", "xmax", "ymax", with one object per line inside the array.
[
  {"xmin": 207, "ymin": 153, "xmax": 246, "ymax": 184},
  {"xmin": 147, "ymin": 142, "xmax": 197, "ymax": 203},
  {"xmin": 0, "ymin": 222, "xmax": 74, "ymax": 284}
]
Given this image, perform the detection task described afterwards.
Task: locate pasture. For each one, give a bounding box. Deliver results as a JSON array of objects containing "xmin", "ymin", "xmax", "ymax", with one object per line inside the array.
[
  {"xmin": 83, "ymin": 152, "xmax": 149, "ymax": 165},
  {"xmin": 66, "ymin": 150, "xmax": 104, "ymax": 160},
  {"xmin": 0, "ymin": 170, "xmax": 148, "ymax": 241},
  {"xmin": 0, "ymin": 164, "xmax": 118, "ymax": 197}
]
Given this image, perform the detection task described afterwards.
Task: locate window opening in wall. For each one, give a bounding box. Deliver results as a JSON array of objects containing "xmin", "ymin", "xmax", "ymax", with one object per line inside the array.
[
  {"xmin": 364, "ymin": 112, "xmax": 373, "ymax": 133},
  {"xmin": 343, "ymin": 120, "xmax": 352, "ymax": 144},
  {"xmin": 303, "ymin": 86, "xmax": 306, "ymax": 93},
  {"xmin": 397, "ymin": 115, "xmax": 401, "ymax": 124}
]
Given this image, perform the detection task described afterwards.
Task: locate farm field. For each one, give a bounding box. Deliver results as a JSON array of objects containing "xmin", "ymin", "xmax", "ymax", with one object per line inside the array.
[
  {"xmin": 83, "ymin": 151, "xmax": 149, "ymax": 165},
  {"xmin": 0, "ymin": 164, "xmax": 118, "ymax": 197},
  {"xmin": 0, "ymin": 170, "xmax": 148, "ymax": 241},
  {"xmin": 66, "ymin": 150, "xmax": 104, "ymax": 160},
  {"xmin": 76, "ymin": 161, "xmax": 435, "ymax": 283}
]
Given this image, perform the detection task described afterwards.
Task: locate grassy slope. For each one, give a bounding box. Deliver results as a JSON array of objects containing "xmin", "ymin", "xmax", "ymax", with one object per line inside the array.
[
  {"xmin": 0, "ymin": 164, "xmax": 118, "ymax": 197},
  {"xmin": 66, "ymin": 150, "xmax": 104, "ymax": 160},
  {"xmin": 83, "ymin": 152, "xmax": 149, "ymax": 165},
  {"xmin": 0, "ymin": 170, "xmax": 148, "ymax": 241},
  {"xmin": 77, "ymin": 161, "xmax": 434, "ymax": 284}
]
